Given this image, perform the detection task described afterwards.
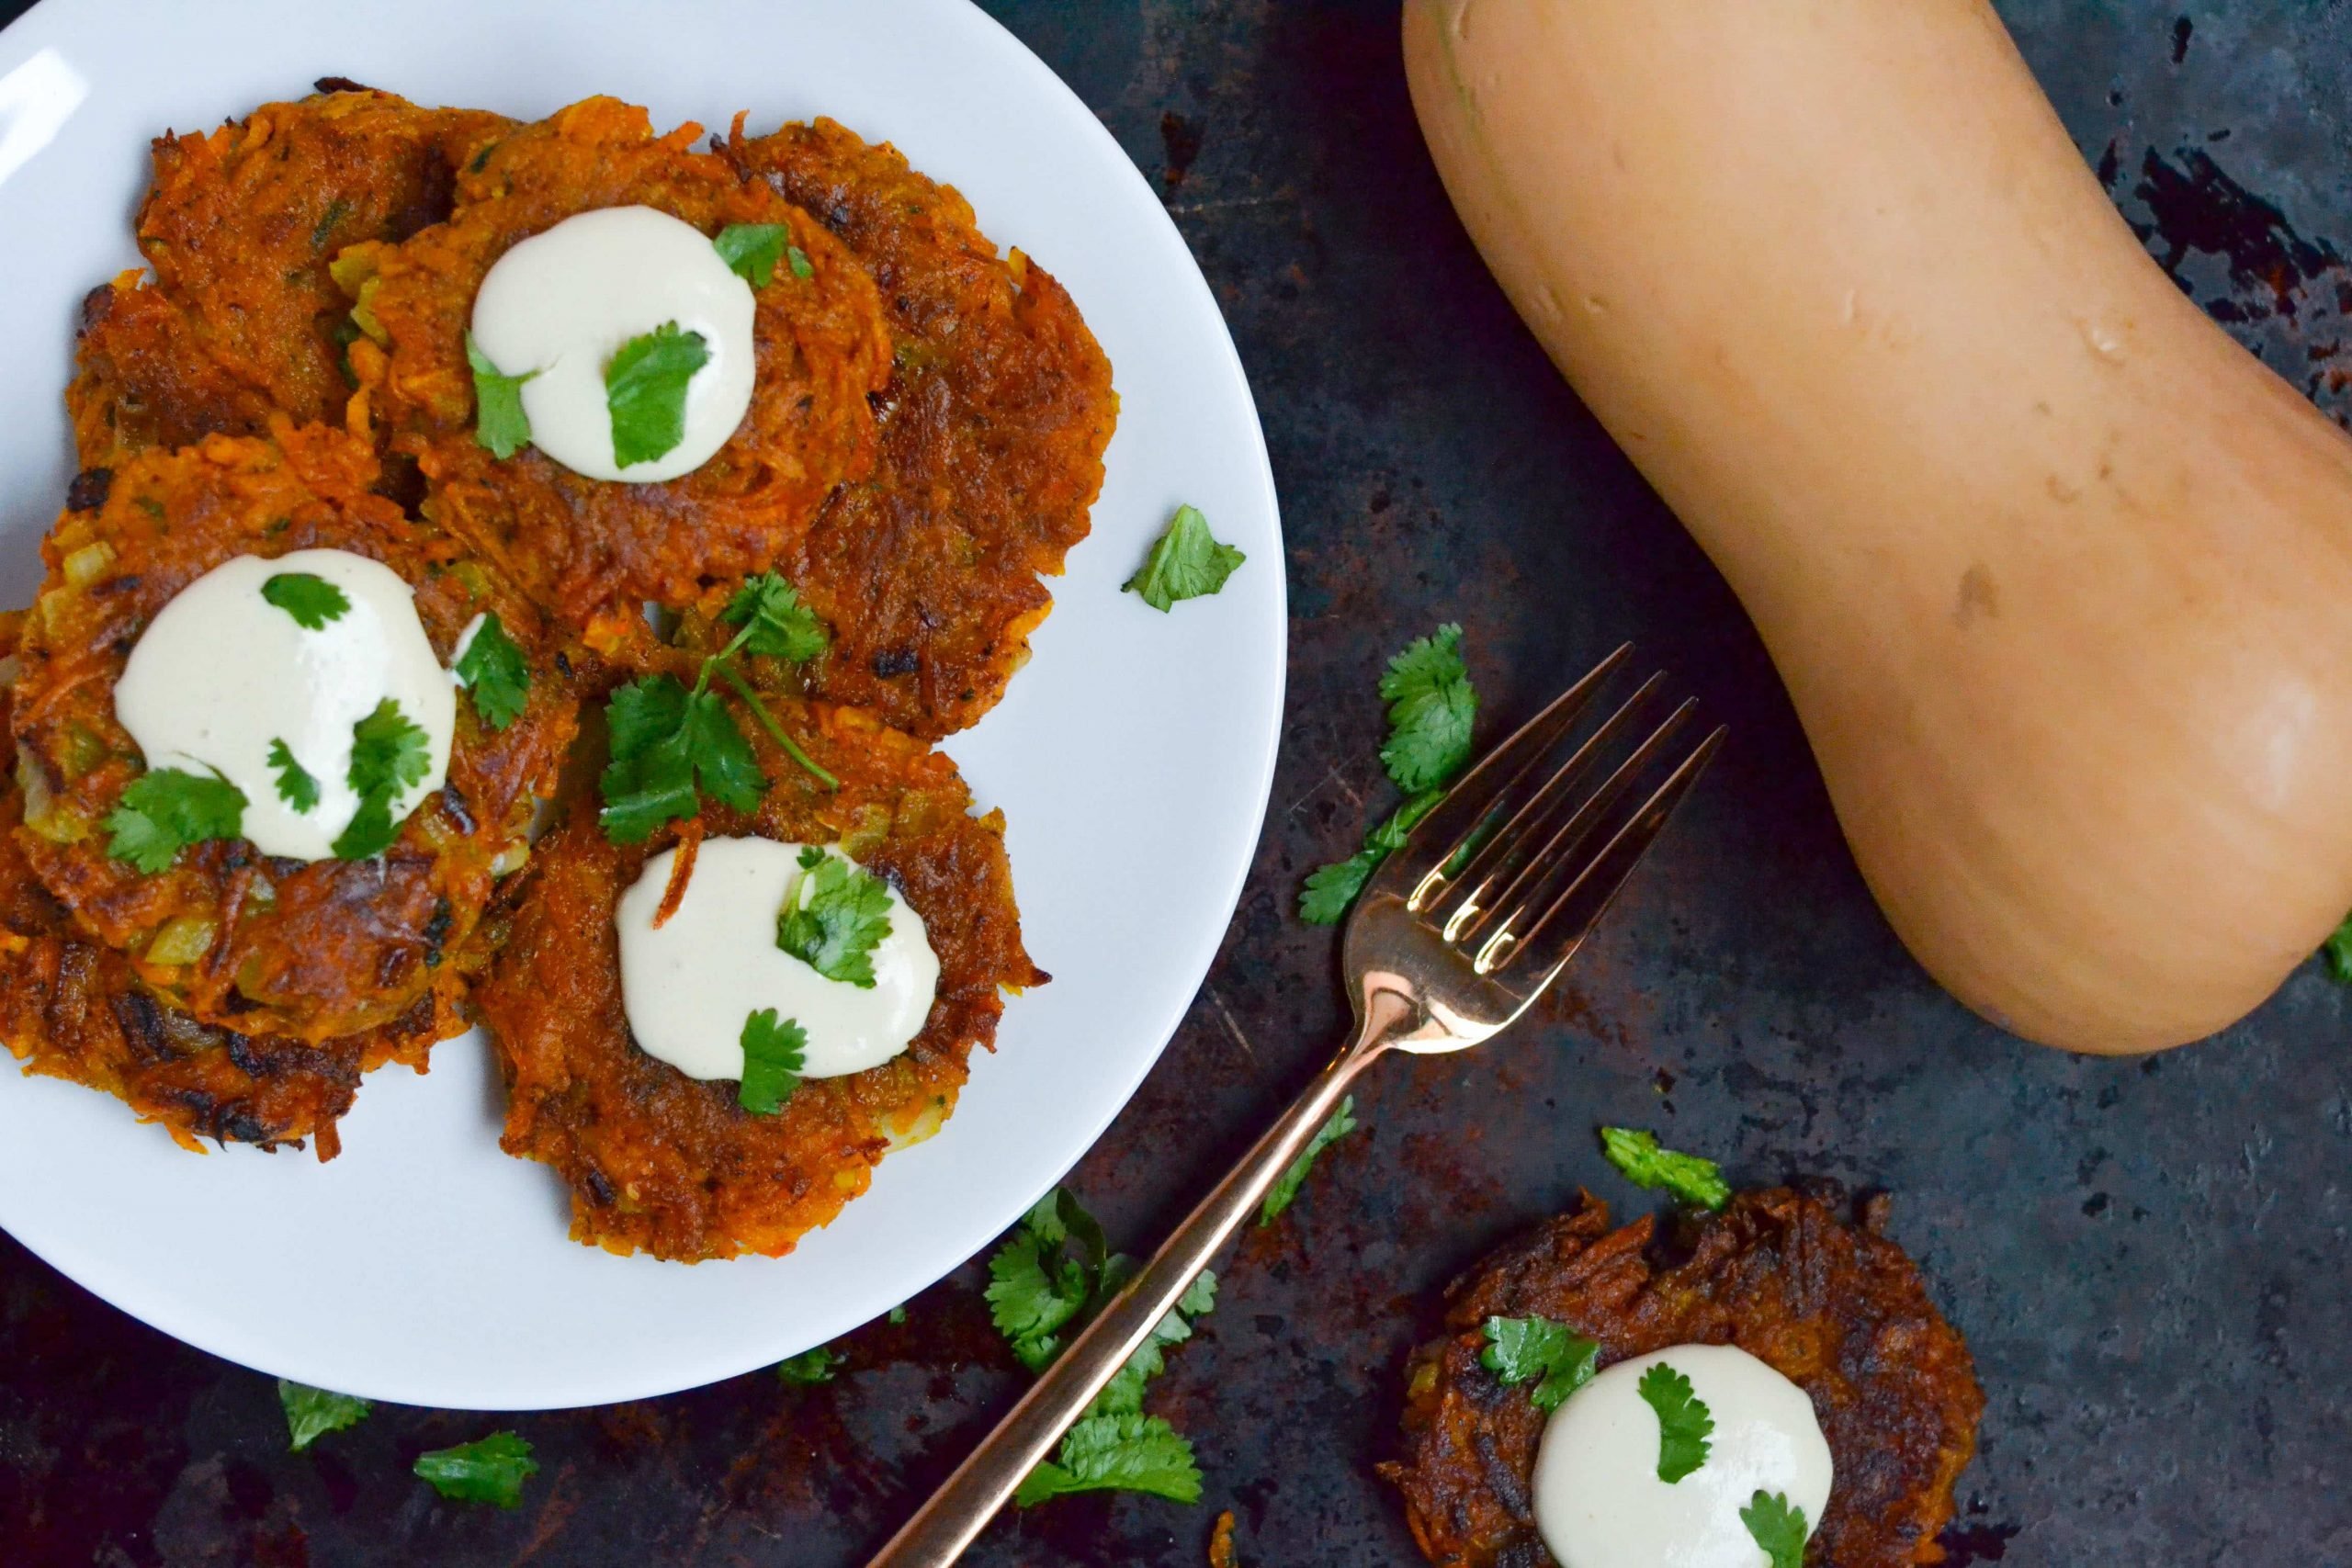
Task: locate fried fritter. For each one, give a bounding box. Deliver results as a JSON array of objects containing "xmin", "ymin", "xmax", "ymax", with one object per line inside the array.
[
  {"xmin": 68, "ymin": 85, "xmax": 508, "ymax": 468},
  {"xmin": 475, "ymin": 694, "xmax": 1044, "ymax": 1261},
  {"xmin": 1383, "ymin": 1189, "xmax": 1983, "ymax": 1568},
  {"xmin": 9, "ymin": 423, "xmax": 579, "ymax": 1043},
  {"xmin": 346, "ymin": 97, "xmax": 891, "ymax": 646},
  {"xmin": 715, "ymin": 117, "xmax": 1117, "ymax": 739}
]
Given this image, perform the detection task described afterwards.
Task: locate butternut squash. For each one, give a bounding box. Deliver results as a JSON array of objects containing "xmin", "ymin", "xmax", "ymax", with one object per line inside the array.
[{"xmin": 1405, "ymin": 0, "xmax": 2352, "ymax": 1054}]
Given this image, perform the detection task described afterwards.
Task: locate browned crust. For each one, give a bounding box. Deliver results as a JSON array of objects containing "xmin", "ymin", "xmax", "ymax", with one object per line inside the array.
[
  {"xmin": 1382, "ymin": 1189, "xmax": 1984, "ymax": 1568},
  {"xmin": 474, "ymin": 694, "xmax": 1044, "ymax": 1261},
  {"xmin": 8, "ymin": 423, "xmax": 579, "ymax": 1043},
  {"xmin": 715, "ymin": 116, "xmax": 1117, "ymax": 739}
]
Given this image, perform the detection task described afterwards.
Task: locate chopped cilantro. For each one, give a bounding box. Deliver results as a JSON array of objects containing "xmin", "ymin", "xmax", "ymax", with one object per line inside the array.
[
  {"xmin": 2325, "ymin": 911, "xmax": 2352, "ymax": 983},
  {"xmin": 106, "ymin": 768, "xmax": 246, "ymax": 874},
  {"xmin": 775, "ymin": 1345, "xmax": 841, "ymax": 1386},
  {"xmin": 1637, "ymin": 1361, "xmax": 1714, "ymax": 1483},
  {"xmin": 738, "ymin": 1008, "xmax": 807, "ymax": 1115},
  {"xmin": 722, "ymin": 571, "xmax": 829, "ymax": 663},
  {"xmin": 1125, "ymin": 504, "xmax": 1245, "ymax": 612},
  {"xmin": 465, "ymin": 333, "xmax": 537, "ymax": 460},
  {"xmin": 278, "ymin": 1380, "xmax": 370, "ymax": 1452},
  {"xmin": 1016, "ymin": 1413, "xmax": 1202, "ymax": 1507},
  {"xmin": 260, "ymin": 571, "xmax": 349, "ymax": 630},
  {"xmin": 1479, "ymin": 1315, "xmax": 1600, "ymax": 1412},
  {"xmin": 452, "ymin": 612, "xmax": 530, "ymax": 731},
  {"xmin": 605, "ymin": 321, "xmax": 709, "ymax": 468},
  {"xmin": 1741, "ymin": 1490, "xmax": 1810, "ymax": 1568},
  {"xmin": 776, "ymin": 847, "xmax": 893, "ymax": 987},
  {"xmin": 1378, "ymin": 624, "xmax": 1476, "ymax": 793},
  {"xmin": 333, "ymin": 698, "xmax": 432, "ymax": 860},
  {"xmin": 1259, "ymin": 1096, "xmax": 1358, "ymax": 1224},
  {"xmin": 887, "ymin": 1305, "xmax": 908, "ymax": 1325},
  {"xmin": 1599, "ymin": 1127, "xmax": 1731, "ymax": 1211},
  {"xmin": 413, "ymin": 1431, "xmax": 537, "ymax": 1508},
  {"xmin": 713, "ymin": 222, "xmax": 790, "ymax": 288},
  {"xmin": 268, "ymin": 739, "xmax": 321, "ymax": 813}
]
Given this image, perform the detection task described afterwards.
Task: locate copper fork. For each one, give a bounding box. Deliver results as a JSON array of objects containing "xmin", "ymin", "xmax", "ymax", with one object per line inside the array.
[{"xmin": 867, "ymin": 644, "xmax": 1724, "ymax": 1567}]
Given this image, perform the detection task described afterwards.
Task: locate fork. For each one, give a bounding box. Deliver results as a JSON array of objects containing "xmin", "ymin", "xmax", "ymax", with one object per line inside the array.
[{"xmin": 866, "ymin": 644, "xmax": 1724, "ymax": 1567}]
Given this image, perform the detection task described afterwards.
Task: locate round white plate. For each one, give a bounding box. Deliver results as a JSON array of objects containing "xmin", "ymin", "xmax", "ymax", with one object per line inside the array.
[{"xmin": 0, "ymin": 0, "xmax": 1283, "ymax": 1410}]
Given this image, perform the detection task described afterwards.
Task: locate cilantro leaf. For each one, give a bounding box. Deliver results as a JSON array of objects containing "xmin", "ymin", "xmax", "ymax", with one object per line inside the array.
[
  {"xmin": 1015, "ymin": 1413, "xmax": 1202, "ymax": 1507},
  {"xmin": 260, "ymin": 571, "xmax": 349, "ymax": 630},
  {"xmin": 1124, "ymin": 503, "xmax": 1245, "ymax": 613},
  {"xmin": 597, "ymin": 676, "xmax": 770, "ymax": 843},
  {"xmin": 332, "ymin": 698, "xmax": 432, "ymax": 860},
  {"xmin": 413, "ymin": 1431, "xmax": 537, "ymax": 1508},
  {"xmin": 605, "ymin": 321, "xmax": 709, "ymax": 468},
  {"xmin": 1479, "ymin": 1315, "xmax": 1600, "ymax": 1412},
  {"xmin": 986, "ymin": 1221, "xmax": 1095, "ymax": 1373},
  {"xmin": 1600, "ymin": 1127, "xmax": 1731, "ymax": 1211},
  {"xmin": 787, "ymin": 243, "xmax": 813, "ymax": 280},
  {"xmin": 738, "ymin": 1008, "xmax": 807, "ymax": 1115},
  {"xmin": 1260, "ymin": 1096, "xmax": 1358, "ymax": 1224},
  {"xmin": 453, "ymin": 613, "xmax": 530, "ymax": 731},
  {"xmin": 465, "ymin": 333, "xmax": 537, "ymax": 459},
  {"xmin": 775, "ymin": 1345, "xmax": 842, "ymax": 1386},
  {"xmin": 777, "ymin": 847, "xmax": 894, "ymax": 987},
  {"xmin": 106, "ymin": 768, "xmax": 246, "ymax": 874},
  {"xmin": 683, "ymin": 691, "xmax": 765, "ymax": 811},
  {"xmin": 278, "ymin": 1380, "xmax": 370, "ymax": 1453},
  {"xmin": 1741, "ymin": 1491, "xmax": 1811, "ymax": 1568},
  {"xmin": 268, "ymin": 739, "xmax": 321, "ymax": 814},
  {"xmin": 1378, "ymin": 624, "xmax": 1476, "ymax": 792},
  {"xmin": 722, "ymin": 572, "xmax": 829, "ymax": 663},
  {"xmin": 1092, "ymin": 1271, "xmax": 1217, "ymax": 1417},
  {"xmin": 1297, "ymin": 789, "xmax": 1444, "ymax": 924},
  {"xmin": 2325, "ymin": 910, "xmax": 2352, "ymax": 983},
  {"xmin": 713, "ymin": 222, "xmax": 789, "ymax": 288},
  {"xmin": 1637, "ymin": 1361, "xmax": 1715, "ymax": 1483}
]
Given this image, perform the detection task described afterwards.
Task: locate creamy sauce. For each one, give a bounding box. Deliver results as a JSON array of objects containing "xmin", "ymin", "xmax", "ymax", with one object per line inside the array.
[
  {"xmin": 470, "ymin": 205, "xmax": 756, "ymax": 482},
  {"xmin": 616, "ymin": 837, "xmax": 939, "ymax": 1083},
  {"xmin": 1532, "ymin": 1345, "xmax": 1832, "ymax": 1568},
  {"xmin": 113, "ymin": 549, "xmax": 455, "ymax": 863}
]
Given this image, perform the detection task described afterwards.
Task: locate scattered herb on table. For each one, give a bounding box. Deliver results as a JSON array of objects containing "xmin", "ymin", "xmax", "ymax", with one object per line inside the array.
[
  {"xmin": 414, "ymin": 1431, "xmax": 538, "ymax": 1507},
  {"xmin": 1017, "ymin": 1412, "xmax": 1204, "ymax": 1506},
  {"xmin": 453, "ymin": 612, "xmax": 531, "ymax": 731},
  {"xmin": 1741, "ymin": 1490, "xmax": 1810, "ymax": 1568},
  {"xmin": 106, "ymin": 768, "xmax": 246, "ymax": 874},
  {"xmin": 776, "ymin": 848, "xmax": 894, "ymax": 987},
  {"xmin": 466, "ymin": 333, "xmax": 537, "ymax": 459},
  {"xmin": 2324, "ymin": 911, "xmax": 2352, "ymax": 982},
  {"xmin": 268, "ymin": 739, "xmax": 321, "ymax": 813},
  {"xmin": 1599, "ymin": 1126, "xmax": 1731, "ymax": 1211},
  {"xmin": 775, "ymin": 1345, "xmax": 842, "ymax": 1386},
  {"xmin": 1637, "ymin": 1361, "xmax": 1714, "ymax": 1483},
  {"xmin": 605, "ymin": 321, "xmax": 709, "ymax": 468},
  {"xmin": 1258, "ymin": 1095, "xmax": 1359, "ymax": 1225},
  {"xmin": 1125, "ymin": 503, "xmax": 1246, "ymax": 612},
  {"xmin": 333, "ymin": 698, "xmax": 432, "ymax": 861},
  {"xmin": 260, "ymin": 571, "xmax": 349, "ymax": 629},
  {"xmin": 1479, "ymin": 1314, "xmax": 1600, "ymax": 1412},
  {"xmin": 278, "ymin": 1380, "xmax": 370, "ymax": 1452},
  {"xmin": 986, "ymin": 1189, "xmax": 1114, "ymax": 1372},
  {"xmin": 738, "ymin": 1008, "xmax": 808, "ymax": 1115}
]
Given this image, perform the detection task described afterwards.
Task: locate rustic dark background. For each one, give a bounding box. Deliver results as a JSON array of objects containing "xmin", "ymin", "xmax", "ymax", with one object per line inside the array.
[{"xmin": 6, "ymin": 1, "xmax": 2351, "ymax": 1563}]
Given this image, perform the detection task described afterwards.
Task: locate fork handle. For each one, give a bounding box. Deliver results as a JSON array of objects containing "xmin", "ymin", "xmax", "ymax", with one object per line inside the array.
[{"xmin": 865, "ymin": 1015, "xmax": 1398, "ymax": 1567}]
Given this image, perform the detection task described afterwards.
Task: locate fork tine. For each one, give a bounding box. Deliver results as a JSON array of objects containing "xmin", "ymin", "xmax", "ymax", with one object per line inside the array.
[{"xmin": 1475, "ymin": 725, "xmax": 1726, "ymax": 977}]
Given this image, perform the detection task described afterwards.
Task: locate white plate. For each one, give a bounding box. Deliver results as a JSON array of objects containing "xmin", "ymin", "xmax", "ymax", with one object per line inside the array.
[{"xmin": 0, "ymin": 0, "xmax": 1283, "ymax": 1410}]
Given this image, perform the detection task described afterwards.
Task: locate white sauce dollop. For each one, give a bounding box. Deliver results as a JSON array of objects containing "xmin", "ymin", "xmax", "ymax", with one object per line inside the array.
[
  {"xmin": 113, "ymin": 549, "xmax": 455, "ymax": 863},
  {"xmin": 616, "ymin": 837, "xmax": 940, "ymax": 1083},
  {"xmin": 470, "ymin": 205, "xmax": 756, "ymax": 483},
  {"xmin": 1532, "ymin": 1345, "xmax": 1833, "ymax": 1568}
]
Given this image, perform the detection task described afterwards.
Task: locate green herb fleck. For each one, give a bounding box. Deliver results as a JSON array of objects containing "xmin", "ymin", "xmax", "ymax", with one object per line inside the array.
[
  {"xmin": 713, "ymin": 222, "xmax": 790, "ymax": 288},
  {"xmin": 2325, "ymin": 911, "xmax": 2352, "ymax": 983},
  {"xmin": 1599, "ymin": 1127, "xmax": 1731, "ymax": 1211},
  {"xmin": 413, "ymin": 1431, "xmax": 537, "ymax": 1508},
  {"xmin": 268, "ymin": 739, "xmax": 321, "ymax": 814},
  {"xmin": 1124, "ymin": 504, "xmax": 1245, "ymax": 613},
  {"xmin": 465, "ymin": 333, "xmax": 537, "ymax": 459},
  {"xmin": 1741, "ymin": 1490, "xmax": 1811, "ymax": 1568},
  {"xmin": 1479, "ymin": 1315, "xmax": 1600, "ymax": 1412},
  {"xmin": 1016, "ymin": 1413, "xmax": 1202, "ymax": 1507},
  {"xmin": 777, "ymin": 847, "xmax": 893, "ymax": 988},
  {"xmin": 278, "ymin": 1380, "xmax": 370, "ymax": 1452},
  {"xmin": 106, "ymin": 768, "xmax": 246, "ymax": 874},
  {"xmin": 452, "ymin": 612, "xmax": 531, "ymax": 731},
  {"xmin": 332, "ymin": 698, "xmax": 432, "ymax": 860},
  {"xmin": 260, "ymin": 571, "xmax": 349, "ymax": 630},
  {"xmin": 1259, "ymin": 1096, "xmax": 1359, "ymax": 1224},
  {"xmin": 1637, "ymin": 1361, "xmax": 1714, "ymax": 1483},
  {"xmin": 309, "ymin": 197, "xmax": 350, "ymax": 253},
  {"xmin": 605, "ymin": 321, "xmax": 709, "ymax": 468},
  {"xmin": 775, "ymin": 1345, "xmax": 841, "ymax": 1386},
  {"xmin": 738, "ymin": 1008, "xmax": 808, "ymax": 1116},
  {"xmin": 787, "ymin": 243, "xmax": 814, "ymax": 280}
]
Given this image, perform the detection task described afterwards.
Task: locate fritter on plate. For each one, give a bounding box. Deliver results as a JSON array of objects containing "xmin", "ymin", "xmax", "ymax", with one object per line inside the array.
[
  {"xmin": 715, "ymin": 117, "xmax": 1117, "ymax": 739},
  {"xmin": 69, "ymin": 85, "xmax": 508, "ymax": 468},
  {"xmin": 9, "ymin": 423, "xmax": 578, "ymax": 1043},
  {"xmin": 475, "ymin": 695, "xmax": 1043, "ymax": 1262},
  {"xmin": 1383, "ymin": 1188, "xmax": 1983, "ymax": 1568},
  {"xmin": 346, "ymin": 96, "xmax": 892, "ymax": 645}
]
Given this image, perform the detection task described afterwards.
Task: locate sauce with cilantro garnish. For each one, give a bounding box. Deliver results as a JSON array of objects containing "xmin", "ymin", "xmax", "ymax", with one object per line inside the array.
[
  {"xmin": 616, "ymin": 836, "xmax": 938, "ymax": 1084},
  {"xmin": 469, "ymin": 205, "xmax": 756, "ymax": 481},
  {"xmin": 113, "ymin": 548, "xmax": 455, "ymax": 863},
  {"xmin": 1532, "ymin": 1345, "xmax": 1832, "ymax": 1568}
]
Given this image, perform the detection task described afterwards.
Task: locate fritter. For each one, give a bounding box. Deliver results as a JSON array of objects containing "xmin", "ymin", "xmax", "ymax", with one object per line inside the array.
[
  {"xmin": 715, "ymin": 117, "xmax": 1117, "ymax": 739},
  {"xmin": 475, "ymin": 695, "xmax": 1044, "ymax": 1261},
  {"xmin": 9, "ymin": 423, "xmax": 579, "ymax": 1043},
  {"xmin": 1383, "ymin": 1188, "xmax": 1983, "ymax": 1568},
  {"xmin": 346, "ymin": 96, "xmax": 892, "ymax": 646},
  {"xmin": 68, "ymin": 85, "xmax": 508, "ymax": 468}
]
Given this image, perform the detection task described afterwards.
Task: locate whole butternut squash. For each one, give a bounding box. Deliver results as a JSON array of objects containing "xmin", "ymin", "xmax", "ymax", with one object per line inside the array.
[{"xmin": 1406, "ymin": 0, "xmax": 2352, "ymax": 1053}]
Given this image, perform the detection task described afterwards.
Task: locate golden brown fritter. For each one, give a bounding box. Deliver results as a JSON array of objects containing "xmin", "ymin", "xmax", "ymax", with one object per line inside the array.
[
  {"xmin": 9, "ymin": 423, "xmax": 579, "ymax": 1043},
  {"xmin": 475, "ymin": 695, "xmax": 1044, "ymax": 1262},
  {"xmin": 345, "ymin": 96, "xmax": 891, "ymax": 648},
  {"xmin": 715, "ymin": 117, "xmax": 1117, "ymax": 739},
  {"xmin": 1383, "ymin": 1189, "xmax": 1983, "ymax": 1568},
  {"xmin": 68, "ymin": 85, "xmax": 509, "ymax": 468}
]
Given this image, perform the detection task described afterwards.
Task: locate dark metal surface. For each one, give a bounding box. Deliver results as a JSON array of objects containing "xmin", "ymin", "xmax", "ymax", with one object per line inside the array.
[{"xmin": 4, "ymin": 2, "xmax": 2350, "ymax": 1563}]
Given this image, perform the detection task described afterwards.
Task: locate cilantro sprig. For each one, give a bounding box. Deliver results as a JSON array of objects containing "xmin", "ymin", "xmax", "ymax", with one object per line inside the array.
[
  {"xmin": 452, "ymin": 612, "xmax": 531, "ymax": 731},
  {"xmin": 106, "ymin": 767, "xmax": 246, "ymax": 874},
  {"xmin": 1016, "ymin": 1413, "xmax": 1203, "ymax": 1507},
  {"xmin": 1600, "ymin": 1127, "xmax": 1731, "ymax": 1210},
  {"xmin": 413, "ymin": 1431, "xmax": 537, "ymax": 1508},
  {"xmin": 605, "ymin": 321, "xmax": 709, "ymax": 468},
  {"xmin": 1125, "ymin": 503, "xmax": 1245, "ymax": 612},
  {"xmin": 1479, "ymin": 1315, "xmax": 1600, "ymax": 1412},
  {"xmin": 1742, "ymin": 1491, "xmax": 1811, "ymax": 1568},
  {"xmin": 1637, "ymin": 1361, "xmax": 1715, "ymax": 1483},
  {"xmin": 738, "ymin": 1008, "xmax": 808, "ymax": 1115},
  {"xmin": 777, "ymin": 848, "xmax": 894, "ymax": 987},
  {"xmin": 278, "ymin": 1380, "xmax": 370, "ymax": 1452},
  {"xmin": 986, "ymin": 1190, "xmax": 1112, "ymax": 1372},
  {"xmin": 1299, "ymin": 624, "xmax": 1479, "ymax": 924},
  {"xmin": 466, "ymin": 333, "xmax": 537, "ymax": 459},
  {"xmin": 260, "ymin": 571, "xmax": 349, "ymax": 630},
  {"xmin": 1259, "ymin": 1095, "xmax": 1358, "ymax": 1225},
  {"xmin": 333, "ymin": 698, "xmax": 432, "ymax": 860}
]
